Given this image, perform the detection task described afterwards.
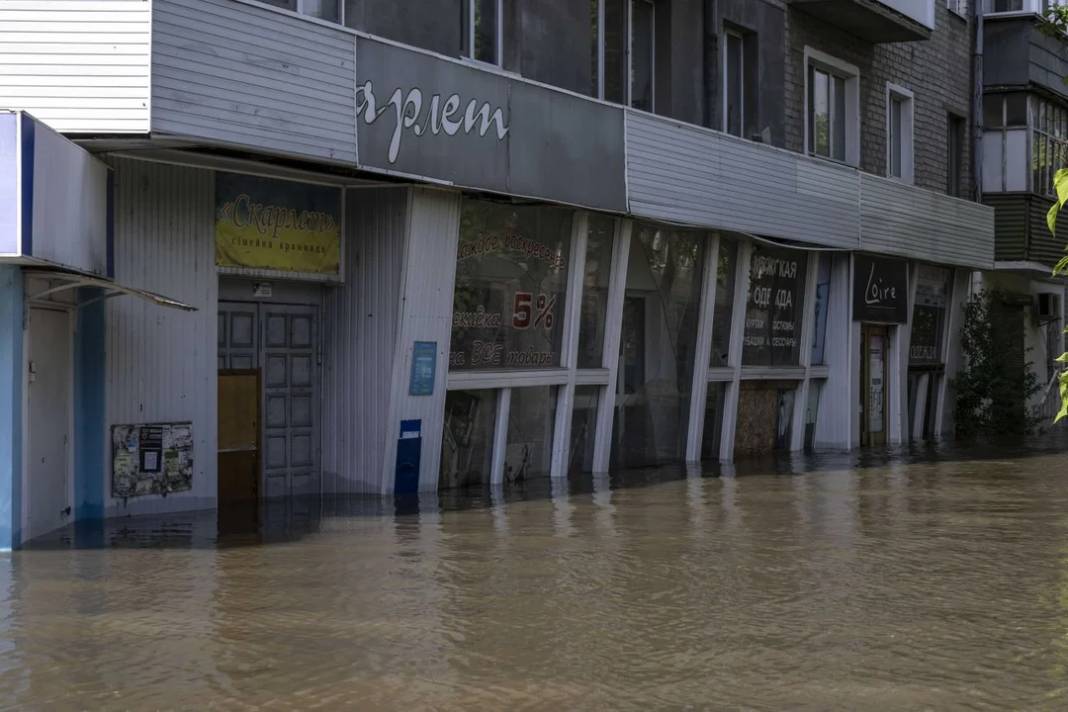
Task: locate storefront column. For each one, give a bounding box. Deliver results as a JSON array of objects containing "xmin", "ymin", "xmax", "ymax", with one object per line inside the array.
[
  {"xmin": 685, "ymin": 234, "xmax": 720, "ymax": 462},
  {"xmin": 0, "ymin": 265, "xmax": 23, "ymax": 550},
  {"xmin": 790, "ymin": 251, "xmax": 822, "ymax": 451},
  {"xmin": 74, "ymin": 288, "xmax": 105, "ymax": 522},
  {"xmin": 550, "ymin": 213, "xmax": 589, "ymax": 478},
  {"xmin": 939, "ymin": 268, "xmax": 972, "ymax": 438},
  {"xmin": 889, "ymin": 263, "xmax": 919, "ymax": 445},
  {"xmin": 719, "ymin": 241, "xmax": 752, "ymax": 462},
  {"xmin": 814, "ymin": 253, "xmax": 854, "ymax": 449},
  {"xmin": 591, "ymin": 219, "xmax": 632, "ymax": 473}
]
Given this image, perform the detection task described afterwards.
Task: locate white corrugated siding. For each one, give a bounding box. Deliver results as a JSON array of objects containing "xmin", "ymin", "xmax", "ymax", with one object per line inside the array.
[
  {"xmin": 0, "ymin": 1, "xmax": 150, "ymax": 133},
  {"xmin": 625, "ymin": 110, "xmax": 861, "ymax": 249},
  {"xmin": 321, "ymin": 188, "xmax": 408, "ymax": 495},
  {"xmin": 105, "ymin": 157, "xmax": 217, "ymax": 516},
  {"xmin": 151, "ymin": 0, "xmax": 357, "ymax": 164},
  {"xmin": 859, "ymin": 174, "xmax": 996, "ymax": 269}
]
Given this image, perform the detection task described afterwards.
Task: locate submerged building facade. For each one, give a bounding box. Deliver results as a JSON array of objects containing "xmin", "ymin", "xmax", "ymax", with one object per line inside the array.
[{"xmin": 0, "ymin": 0, "xmax": 1032, "ymax": 548}]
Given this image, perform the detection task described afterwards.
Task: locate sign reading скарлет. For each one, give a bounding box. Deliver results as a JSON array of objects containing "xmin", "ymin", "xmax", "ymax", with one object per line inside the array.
[{"xmin": 215, "ymin": 172, "xmax": 341, "ymax": 275}]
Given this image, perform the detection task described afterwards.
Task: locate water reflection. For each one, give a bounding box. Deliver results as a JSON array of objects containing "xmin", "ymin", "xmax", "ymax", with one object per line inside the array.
[{"xmin": 4, "ymin": 438, "xmax": 1068, "ymax": 708}]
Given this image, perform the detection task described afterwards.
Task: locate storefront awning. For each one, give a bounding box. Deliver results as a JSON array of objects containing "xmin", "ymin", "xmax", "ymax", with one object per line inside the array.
[{"xmin": 24, "ymin": 270, "xmax": 197, "ymax": 312}]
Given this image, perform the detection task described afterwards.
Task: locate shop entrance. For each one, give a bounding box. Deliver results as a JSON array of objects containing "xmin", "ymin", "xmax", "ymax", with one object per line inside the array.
[
  {"xmin": 860, "ymin": 325, "xmax": 889, "ymax": 447},
  {"xmin": 24, "ymin": 307, "xmax": 72, "ymax": 542},
  {"xmin": 218, "ymin": 299, "xmax": 320, "ymax": 500}
]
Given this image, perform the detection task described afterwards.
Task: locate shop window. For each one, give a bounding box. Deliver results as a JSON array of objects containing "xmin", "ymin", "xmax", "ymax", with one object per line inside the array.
[
  {"xmin": 450, "ymin": 200, "xmax": 573, "ymax": 371},
  {"xmin": 810, "ymin": 254, "xmax": 831, "ymax": 366},
  {"xmin": 804, "ymin": 381, "xmax": 823, "ymax": 451},
  {"xmin": 577, "ymin": 215, "xmax": 616, "ymax": 368},
  {"xmin": 569, "ymin": 385, "xmax": 601, "ymax": 474},
  {"xmin": 630, "ymin": 0, "xmax": 655, "ymax": 112},
  {"xmin": 742, "ymin": 245, "xmax": 808, "ymax": 367},
  {"xmin": 463, "ymin": 0, "xmax": 503, "ymax": 65},
  {"xmin": 701, "ymin": 382, "xmax": 727, "ymax": 461},
  {"xmin": 440, "ymin": 390, "xmax": 498, "ymax": 490},
  {"xmin": 735, "ymin": 381, "xmax": 797, "ymax": 456},
  {"xmin": 505, "ymin": 387, "xmax": 558, "ymax": 484},
  {"xmin": 910, "ymin": 265, "xmax": 951, "ymax": 366},
  {"xmin": 806, "ymin": 50, "xmax": 859, "ymax": 165},
  {"xmin": 947, "ymin": 113, "xmax": 966, "ymax": 197},
  {"xmin": 612, "ymin": 225, "xmax": 707, "ymax": 468},
  {"xmin": 887, "ymin": 85, "xmax": 915, "ymax": 183},
  {"xmin": 592, "ymin": 0, "xmax": 628, "ymax": 102},
  {"xmin": 710, "ymin": 238, "xmax": 738, "ymax": 367}
]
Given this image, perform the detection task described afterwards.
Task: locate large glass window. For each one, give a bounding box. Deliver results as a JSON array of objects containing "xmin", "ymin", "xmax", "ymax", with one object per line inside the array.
[
  {"xmin": 577, "ymin": 215, "xmax": 616, "ymax": 368},
  {"xmin": 630, "ymin": 0, "xmax": 655, "ymax": 112},
  {"xmin": 804, "ymin": 381, "xmax": 823, "ymax": 451},
  {"xmin": 1032, "ymin": 96, "xmax": 1068, "ymax": 198},
  {"xmin": 612, "ymin": 225, "xmax": 706, "ymax": 468},
  {"xmin": 569, "ymin": 386, "xmax": 600, "ymax": 474},
  {"xmin": 887, "ymin": 89, "xmax": 913, "ymax": 182},
  {"xmin": 710, "ymin": 238, "xmax": 738, "ymax": 367},
  {"xmin": 809, "ymin": 65, "xmax": 847, "ymax": 161},
  {"xmin": 910, "ymin": 265, "xmax": 951, "ymax": 366},
  {"xmin": 701, "ymin": 382, "xmax": 727, "ymax": 461},
  {"xmin": 440, "ymin": 390, "xmax": 497, "ymax": 490},
  {"xmin": 450, "ymin": 201, "xmax": 572, "ymax": 371},
  {"xmin": 592, "ymin": 0, "xmax": 628, "ymax": 102},
  {"xmin": 742, "ymin": 246, "xmax": 808, "ymax": 367},
  {"xmin": 735, "ymin": 381, "xmax": 797, "ymax": 456},
  {"xmin": 505, "ymin": 387, "xmax": 558, "ymax": 484}
]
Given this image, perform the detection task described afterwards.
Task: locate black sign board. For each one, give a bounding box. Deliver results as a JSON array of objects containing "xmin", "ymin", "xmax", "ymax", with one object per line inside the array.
[
  {"xmin": 853, "ymin": 255, "xmax": 909, "ymax": 323},
  {"xmin": 742, "ymin": 246, "xmax": 807, "ymax": 366}
]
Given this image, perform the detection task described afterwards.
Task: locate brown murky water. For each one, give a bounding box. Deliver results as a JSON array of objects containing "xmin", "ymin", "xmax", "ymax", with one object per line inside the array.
[{"xmin": 4, "ymin": 443, "xmax": 1068, "ymax": 710}]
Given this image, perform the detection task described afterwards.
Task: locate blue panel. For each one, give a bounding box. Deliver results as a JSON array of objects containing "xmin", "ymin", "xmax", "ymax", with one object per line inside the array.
[
  {"xmin": 75, "ymin": 288, "xmax": 106, "ymax": 522},
  {"xmin": 0, "ymin": 265, "xmax": 23, "ymax": 550},
  {"xmin": 0, "ymin": 114, "xmax": 16, "ymax": 255},
  {"xmin": 19, "ymin": 114, "xmax": 34, "ymax": 256}
]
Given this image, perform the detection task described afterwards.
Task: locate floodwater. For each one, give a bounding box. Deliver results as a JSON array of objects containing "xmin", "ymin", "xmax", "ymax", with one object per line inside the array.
[{"xmin": 4, "ymin": 442, "xmax": 1068, "ymax": 710}]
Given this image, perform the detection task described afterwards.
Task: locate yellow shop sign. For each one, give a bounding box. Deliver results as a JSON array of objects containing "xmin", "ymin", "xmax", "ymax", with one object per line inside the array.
[{"xmin": 215, "ymin": 172, "xmax": 341, "ymax": 274}]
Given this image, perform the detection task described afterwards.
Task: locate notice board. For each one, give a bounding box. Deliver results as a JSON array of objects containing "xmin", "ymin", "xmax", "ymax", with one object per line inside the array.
[{"xmin": 111, "ymin": 422, "xmax": 194, "ymax": 498}]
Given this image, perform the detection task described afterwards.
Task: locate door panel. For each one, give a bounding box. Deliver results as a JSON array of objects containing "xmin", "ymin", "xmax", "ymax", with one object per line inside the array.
[
  {"xmin": 26, "ymin": 308, "xmax": 71, "ymax": 541},
  {"xmin": 218, "ymin": 370, "xmax": 259, "ymax": 503},
  {"xmin": 861, "ymin": 325, "xmax": 889, "ymax": 447}
]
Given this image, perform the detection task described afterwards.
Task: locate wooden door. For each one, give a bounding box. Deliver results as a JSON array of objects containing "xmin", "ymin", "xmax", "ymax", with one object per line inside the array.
[
  {"xmin": 218, "ymin": 370, "xmax": 260, "ymax": 503},
  {"xmin": 861, "ymin": 325, "xmax": 889, "ymax": 447}
]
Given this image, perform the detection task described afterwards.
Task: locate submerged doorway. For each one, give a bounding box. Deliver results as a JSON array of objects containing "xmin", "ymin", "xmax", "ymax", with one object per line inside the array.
[
  {"xmin": 218, "ymin": 298, "xmax": 321, "ymax": 500},
  {"xmin": 860, "ymin": 325, "xmax": 889, "ymax": 447}
]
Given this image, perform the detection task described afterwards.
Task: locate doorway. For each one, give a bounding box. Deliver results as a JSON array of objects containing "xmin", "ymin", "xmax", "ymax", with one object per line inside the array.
[
  {"xmin": 860, "ymin": 325, "xmax": 889, "ymax": 447},
  {"xmin": 218, "ymin": 301, "xmax": 320, "ymax": 500},
  {"xmin": 25, "ymin": 307, "xmax": 73, "ymax": 542}
]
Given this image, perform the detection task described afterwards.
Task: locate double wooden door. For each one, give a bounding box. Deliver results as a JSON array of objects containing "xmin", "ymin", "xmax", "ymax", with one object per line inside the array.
[{"xmin": 218, "ymin": 302, "xmax": 320, "ymax": 500}]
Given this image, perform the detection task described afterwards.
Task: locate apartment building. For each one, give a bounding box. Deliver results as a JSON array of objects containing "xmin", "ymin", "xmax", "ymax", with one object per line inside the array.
[{"xmin": 0, "ymin": 0, "xmax": 997, "ymax": 548}]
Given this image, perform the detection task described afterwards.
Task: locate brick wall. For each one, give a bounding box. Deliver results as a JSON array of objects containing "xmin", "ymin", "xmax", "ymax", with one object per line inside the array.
[{"xmin": 785, "ymin": 4, "xmax": 974, "ymax": 197}]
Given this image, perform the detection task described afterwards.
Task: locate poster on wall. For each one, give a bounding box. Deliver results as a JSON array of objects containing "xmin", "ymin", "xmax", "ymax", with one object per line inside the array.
[
  {"xmin": 111, "ymin": 422, "xmax": 194, "ymax": 498},
  {"xmin": 742, "ymin": 246, "xmax": 807, "ymax": 366},
  {"xmin": 853, "ymin": 254, "xmax": 909, "ymax": 323},
  {"xmin": 215, "ymin": 172, "xmax": 341, "ymax": 275},
  {"xmin": 449, "ymin": 201, "xmax": 572, "ymax": 370}
]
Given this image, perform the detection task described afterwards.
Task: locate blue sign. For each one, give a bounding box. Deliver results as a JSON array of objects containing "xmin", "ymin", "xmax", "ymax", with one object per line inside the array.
[
  {"xmin": 0, "ymin": 114, "xmax": 17, "ymax": 255},
  {"xmin": 409, "ymin": 341, "xmax": 437, "ymax": 396}
]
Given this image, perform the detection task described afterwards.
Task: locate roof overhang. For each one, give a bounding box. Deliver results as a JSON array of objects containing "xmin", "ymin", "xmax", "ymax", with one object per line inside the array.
[{"xmin": 24, "ymin": 269, "xmax": 197, "ymax": 311}]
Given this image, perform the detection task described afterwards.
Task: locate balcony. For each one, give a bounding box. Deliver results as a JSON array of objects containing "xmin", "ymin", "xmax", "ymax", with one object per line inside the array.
[{"xmin": 791, "ymin": 0, "xmax": 935, "ymax": 42}]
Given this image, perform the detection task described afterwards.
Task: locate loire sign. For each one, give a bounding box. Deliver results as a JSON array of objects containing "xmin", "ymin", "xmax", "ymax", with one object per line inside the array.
[{"xmin": 853, "ymin": 254, "xmax": 909, "ymax": 323}]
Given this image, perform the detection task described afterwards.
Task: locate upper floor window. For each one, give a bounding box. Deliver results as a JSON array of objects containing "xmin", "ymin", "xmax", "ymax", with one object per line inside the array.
[
  {"xmin": 947, "ymin": 113, "xmax": 966, "ymax": 197},
  {"xmin": 723, "ymin": 30, "xmax": 745, "ymax": 137},
  {"xmin": 630, "ymin": 0, "xmax": 655, "ymax": 112},
  {"xmin": 591, "ymin": 0, "xmax": 628, "ymax": 103},
  {"xmin": 1033, "ymin": 97, "xmax": 1068, "ymax": 197},
  {"xmin": 260, "ymin": 0, "xmax": 339, "ymax": 22},
  {"xmin": 947, "ymin": 0, "xmax": 968, "ymax": 15},
  {"xmin": 805, "ymin": 49, "xmax": 859, "ymax": 165},
  {"xmin": 463, "ymin": 0, "xmax": 503, "ymax": 65},
  {"xmin": 984, "ymin": 0, "xmax": 1065, "ymax": 12},
  {"xmin": 887, "ymin": 84, "xmax": 915, "ymax": 183}
]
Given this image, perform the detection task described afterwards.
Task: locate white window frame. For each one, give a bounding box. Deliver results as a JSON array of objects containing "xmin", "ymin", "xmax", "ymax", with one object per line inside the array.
[
  {"xmin": 886, "ymin": 83, "xmax": 915, "ymax": 184},
  {"xmin": 629, "ymin": 0, "xmax": 656, "ymax": 113},
  {"xmin": 294, "ymin": 0, "xmax": 342, "ymax": 23},
  {"xmin": 947, "ymin": 0, "xmax": 968, "ymax": 17},
  {"xmin": 465, "ymin": 0, "xmax": 504, "ymax": 67},
  {"xmin": 803, "ymin": 48, "xmax": 861, "ymax": 167},
  {"xmin": 722, "ymin": 29, "xmax": 745, "ymax": 136}
]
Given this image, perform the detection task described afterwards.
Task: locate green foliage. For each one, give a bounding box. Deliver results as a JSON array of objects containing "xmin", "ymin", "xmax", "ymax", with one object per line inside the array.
[
  {"xmin": 954, "ymin": 290, "xmax": 1042, "ymax": 439},
  {"xmin": 1046, "ymin": 169, "xmax": 1068, "ymax": 423}
]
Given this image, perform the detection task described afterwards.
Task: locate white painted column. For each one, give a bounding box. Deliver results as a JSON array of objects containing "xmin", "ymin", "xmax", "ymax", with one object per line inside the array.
[
  {"xmin": 490, "ymin": 387, "xmax": 511, "ymax": 485},
  {"xmin": 791, "ymin": 251, "xmax": 821, "ymax": 451},
  {"xmin": 814, "ymin": 252, "xmax": 855, "ymax": 449},
  {"xmin": 685, "ymin": 233, "xmax": 721, "ymax": 462},
  {"xmin": 888, "ymin": 261, "xmax": 917, "ymax": 446},
  {"xmin": 592, "ymin": 219, "xmax": 633, "ymax": 473},
  {"xmin": 719, "ymin": 239, "xmax": 752, "ymax": 462},
  {"xmin": 550, "ymin": 213, "xmax": 589, "ymax": 478}
]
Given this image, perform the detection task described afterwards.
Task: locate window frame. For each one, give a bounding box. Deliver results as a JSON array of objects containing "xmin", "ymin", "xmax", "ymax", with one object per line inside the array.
[
  {"xmin": 629, "ymin": 0, "xmax": 656, "ymax": 113},
  {"xmin": 885, "ymin": 83, "xmax": 915, "ymax": 184},
  {"xmin": 803, "ymin": 48, "xmax": 861, "ymax": 167},
  {"xmin": 722, "ymin": 29, "xmax": 745, "ymax": 137},
  {"xmin": 946, "ymin": 0, "xmax": 968, "ymax": 17},
  {"xmin": 947, "ymin": 111, "xmax": 966, "ymax": 197},
  {"xmin": 464, "ymin": 0, "xmax": 505, "ymax": 67}
]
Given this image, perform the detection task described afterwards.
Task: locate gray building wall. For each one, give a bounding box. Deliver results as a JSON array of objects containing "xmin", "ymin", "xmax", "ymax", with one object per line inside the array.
[
  {"xmin": 344, "ymin": 0, "xmax": 463, "ymax": 57},
  {"xmin": 785, "ymin": 3, "xmax": 974, "ymax": 197}
]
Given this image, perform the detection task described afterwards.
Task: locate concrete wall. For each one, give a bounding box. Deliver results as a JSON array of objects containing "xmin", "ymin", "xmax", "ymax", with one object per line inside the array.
[{"xmin": 785, "ymin": 2, "xmax": 975, "ymax": 197}]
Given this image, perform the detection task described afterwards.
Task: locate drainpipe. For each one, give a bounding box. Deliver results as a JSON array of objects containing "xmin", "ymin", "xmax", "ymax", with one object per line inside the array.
[{"xmin": 973, "ymin": 0, "xmax": 985, "ymax": 204}]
